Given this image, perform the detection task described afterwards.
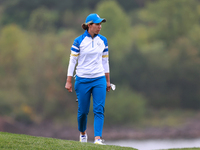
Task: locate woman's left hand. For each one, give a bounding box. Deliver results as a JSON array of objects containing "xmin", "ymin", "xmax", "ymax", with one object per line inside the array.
[{"xmin": 106, "ymin": 82, "xmax": 111, "ymax": 92}]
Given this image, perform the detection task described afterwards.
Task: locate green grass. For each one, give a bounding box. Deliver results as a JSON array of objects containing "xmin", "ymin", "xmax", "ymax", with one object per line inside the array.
[
  {"xmin": 0, "ymin": 132, "xmax": 199, "ymax": 150},
  {"xmin": 0, "ymin": 132, "xmax": 135, "ymax": 150}
]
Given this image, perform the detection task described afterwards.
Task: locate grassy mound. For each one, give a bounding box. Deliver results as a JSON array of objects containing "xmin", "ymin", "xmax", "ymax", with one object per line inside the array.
[
  {"xmin": 0, "ymin": 132, "xmax": 135, "ymax": 150},
  {"xmin": 0, "ymin": 132, "xmax": 199, "ymax": 150}
]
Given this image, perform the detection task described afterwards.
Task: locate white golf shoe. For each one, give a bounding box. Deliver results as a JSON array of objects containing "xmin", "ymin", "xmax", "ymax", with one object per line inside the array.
[
  {"xmin": 94, "ymin": 139, "xmax": 105, "ymax": 145},
  {"xmin": 79, "ymin": 133, "xmax": 87, "ymax": 143}
]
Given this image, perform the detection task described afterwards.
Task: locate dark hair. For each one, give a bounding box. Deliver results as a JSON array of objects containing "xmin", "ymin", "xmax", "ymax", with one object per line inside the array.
[{"xmin": 81, "ymin": 23, "xmax": 93, "ymax": 30}]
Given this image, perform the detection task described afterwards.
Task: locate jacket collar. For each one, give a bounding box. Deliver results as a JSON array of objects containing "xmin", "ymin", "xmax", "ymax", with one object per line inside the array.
[{"xmin": 84, "ymin": 30, "xmax": 98, "ymax": 38}]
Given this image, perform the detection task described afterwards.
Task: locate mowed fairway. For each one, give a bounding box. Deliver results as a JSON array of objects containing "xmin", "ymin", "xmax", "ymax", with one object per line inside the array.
[
  {"xmin": 0, "ymin": 132, "xmax": 199, "ymax": 150},
  {"xmin": 0, "ymin": 132, "xmax": 135, "ymax": 150}
]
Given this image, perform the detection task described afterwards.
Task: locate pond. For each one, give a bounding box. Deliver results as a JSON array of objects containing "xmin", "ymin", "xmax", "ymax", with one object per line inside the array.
[{"xmin": 106, "ymin": 138, "xmax": 200, "ymax": 150}]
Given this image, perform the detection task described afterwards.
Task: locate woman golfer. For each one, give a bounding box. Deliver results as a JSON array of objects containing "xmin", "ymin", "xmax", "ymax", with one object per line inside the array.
[{"xmin": 65, "ymin": 13, "xmax": 111, "ymax": 144}]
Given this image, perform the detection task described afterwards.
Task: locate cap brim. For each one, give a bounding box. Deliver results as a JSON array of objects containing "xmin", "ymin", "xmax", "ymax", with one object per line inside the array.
[
  {"xmin": 83, "ymin": 21, "xmax": 93, "ymax": 25},
  {"xmin": 83, "ymin": 18, "xmax": 106, "ymax": 26},
  {"xmin": 93, "ymin": 18, "xmax": 106, "ymax": 24}
]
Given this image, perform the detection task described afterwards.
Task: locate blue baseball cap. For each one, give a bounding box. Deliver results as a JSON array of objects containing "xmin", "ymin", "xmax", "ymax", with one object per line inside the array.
[{"xmin": 84, "ymin": 13, "xmax": 106, "ymax": 25}]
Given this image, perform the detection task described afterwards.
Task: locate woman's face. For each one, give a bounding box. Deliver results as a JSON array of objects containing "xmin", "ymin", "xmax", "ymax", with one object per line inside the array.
[{"xmin": 88, "ymin": 23, "xmax": 102, "ymax": 35}]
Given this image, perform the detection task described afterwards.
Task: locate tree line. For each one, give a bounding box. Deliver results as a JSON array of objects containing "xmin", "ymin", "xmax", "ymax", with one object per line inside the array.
[{"xmin": 0, "ymin": 0, "xmax": 200, "ymax": 125}]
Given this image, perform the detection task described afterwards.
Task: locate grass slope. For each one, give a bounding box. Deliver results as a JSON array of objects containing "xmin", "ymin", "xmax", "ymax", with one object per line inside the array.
[
  {"xmin": 0, "ymin": 132, "xmax": 135, "ymax": 150},
  {"xmin": 0, "ymin": 132, "xmax": 199, "ymax": 150}
]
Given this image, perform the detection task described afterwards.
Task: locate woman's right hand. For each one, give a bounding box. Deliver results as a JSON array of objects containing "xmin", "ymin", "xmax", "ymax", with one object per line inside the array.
[
  {"xmin": 65, "ymin": 81, "xmax": 72, "ymax": 92},
  {"xmin": 65, "ymin": 76, "xmax": 73, "ymax": 92}
]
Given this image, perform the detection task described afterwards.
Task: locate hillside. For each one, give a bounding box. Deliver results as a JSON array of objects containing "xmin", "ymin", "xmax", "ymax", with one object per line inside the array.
[
  {"xmin": 0, "ymin": 132, "xmax": 200, "ymax": 150},
  {"xmin": 0, "ymin": 132, "xmax": 134, "ymax": 150}
]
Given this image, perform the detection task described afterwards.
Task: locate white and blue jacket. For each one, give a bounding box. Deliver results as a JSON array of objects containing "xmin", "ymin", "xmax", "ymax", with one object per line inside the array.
[{"xmin": 67, "ymin": 30, "xmax": 109, "ymax": 78}]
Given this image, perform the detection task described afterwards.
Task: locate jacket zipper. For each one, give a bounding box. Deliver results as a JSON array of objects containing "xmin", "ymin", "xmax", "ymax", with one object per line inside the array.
[{"xmin": 92, "ymin": 39, "xmax": 94, "ymax": 48}]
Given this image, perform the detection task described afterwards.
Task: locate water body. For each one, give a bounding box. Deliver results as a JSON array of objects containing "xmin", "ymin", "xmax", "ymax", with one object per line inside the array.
[{"xmin": 106, "ymin": 138, "xmax": 200, "ymax": 150}]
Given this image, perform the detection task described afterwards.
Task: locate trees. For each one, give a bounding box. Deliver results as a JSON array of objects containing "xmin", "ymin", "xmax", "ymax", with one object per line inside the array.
[
  {"xmin": 0, "ymin": 25, "xmax": 33, "ymax": 123},
  {"xmin": 96, "ymin": 1, "xmax": 132, "ymax": 61},
  {"xmin": 0, "ymin": 24, "xmax": 79, "ymax": 123},
  {"xmin": 0, "ymin": 0, "xmax": 101, "ymax": 28},
  {"xmin": 105, "ymin": 85, "xmax": 146, "ymax": 124},
  {"xmin": 28, "ymin": 7, "xmax": 58, "ymax": 33},
  {"xmin": 1, "ymin": 0, "xmax": 200, "ymax": 126},
  {"xmin": 137, "ymin": 0, "xmax": 199, "ymax": 46},
  {"xmin": 122, "ymin": 0, "xmax": 200, "ymax": 109}
]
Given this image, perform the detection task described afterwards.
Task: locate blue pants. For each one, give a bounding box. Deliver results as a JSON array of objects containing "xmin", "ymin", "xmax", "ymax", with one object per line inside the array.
[{"xmin": 75, "ymin": 76, "xmax": 106, "ymax": 137}]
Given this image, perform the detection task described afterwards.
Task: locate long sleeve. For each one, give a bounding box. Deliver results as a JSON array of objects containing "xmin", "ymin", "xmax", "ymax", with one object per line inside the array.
[
  {"xmin": 67, "ymin": 37, "xmax": 80, "ymax": 76},
  {"xmin": 102, "ymin": 51, "xmax": 109, "ymax": 73},
  {"xmin": 102, "ymin": 39, "xmax": 109, "ymax": 73},
  {"xmin": 67, "ymin": 54, "xmax": 78, "ymax": 76}
]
